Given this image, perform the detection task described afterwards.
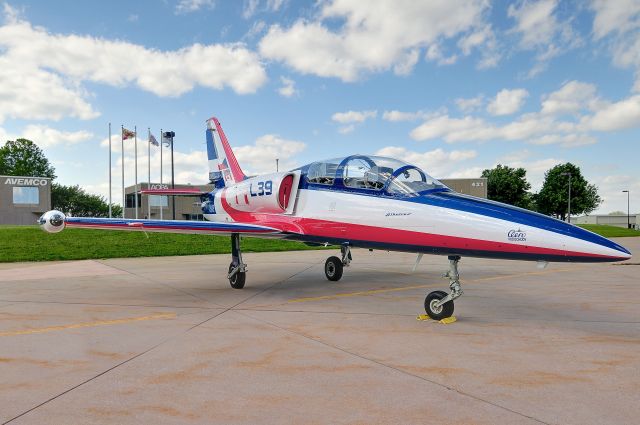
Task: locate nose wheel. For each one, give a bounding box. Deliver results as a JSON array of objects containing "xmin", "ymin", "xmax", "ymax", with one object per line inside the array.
[
  {"xmin": 324, "ymin": 244, "xmax": 352, "ymax": 282},
  {"xmin": 424, "ymin": 256, "xmax": 463, "ymax": 320}
]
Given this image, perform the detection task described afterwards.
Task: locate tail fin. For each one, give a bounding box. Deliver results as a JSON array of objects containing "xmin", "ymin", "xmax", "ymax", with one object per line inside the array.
[{"xmin": 206, "ymin": 117, "xmax": 247, "ymax": 186}]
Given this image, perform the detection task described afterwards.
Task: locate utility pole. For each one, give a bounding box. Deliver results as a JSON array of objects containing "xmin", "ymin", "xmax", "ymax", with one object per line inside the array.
[
  {"xmin": 276, "ymin": 158, "xmax": 279, "ymax": 172},
  {"xmin": 623, "ymin": 190, "xmax": 630, "ymax": 229}
]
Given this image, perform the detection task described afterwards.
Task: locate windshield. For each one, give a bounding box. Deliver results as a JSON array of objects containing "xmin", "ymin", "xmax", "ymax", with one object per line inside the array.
[
  {"xmin": 386, "ymin": 166, "xmax": 446, "ymax": 196},
  {"xmin": 304, "ymin": 155, "xmax": 447, "ymax": 195}
]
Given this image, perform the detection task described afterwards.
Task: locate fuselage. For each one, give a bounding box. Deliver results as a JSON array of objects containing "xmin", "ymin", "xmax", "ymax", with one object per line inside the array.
[{"xmin": 201, "ymin": 155, "xmax": 631, "ymax": 263}]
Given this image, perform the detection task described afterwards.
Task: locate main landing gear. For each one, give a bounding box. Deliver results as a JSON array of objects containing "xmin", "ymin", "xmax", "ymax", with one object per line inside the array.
[
  {"xmin": 228, "ymin": 233, "xmax": 247, "ymax": 289},
  {"xmin": 424, "ymin": 256, "xmax": 464, "ymax": 320},
  {"xmin": 324, "ymin": 244, "xmax": 352, "ymax": 282}
]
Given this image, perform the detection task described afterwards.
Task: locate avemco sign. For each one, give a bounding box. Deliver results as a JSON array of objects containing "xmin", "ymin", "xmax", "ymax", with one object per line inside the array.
[{"xmin": 4, "ymin": 178, "xmax": 49, "ymax": 186}]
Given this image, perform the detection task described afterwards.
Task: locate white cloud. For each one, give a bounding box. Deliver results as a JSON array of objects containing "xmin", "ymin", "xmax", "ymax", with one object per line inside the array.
[
  {"xmin": 393, "ymin": 49, "xmax": 420, "ymax": 76},
  {"xmin": 242, "ymin": 0, "xmax": 259, "ymax": 19},
  {"xmin": 382, "ymin": 110, "xmax": 427, "ymax": 122},
  {"xmin": 507, "ymin": 0, "xmax": 580, "ymax": 77},
  {"xmin": 591, "ymin": 0, "xmax": 640, "ymax": 40},
  {"xmin": 244, "ymin": 20, "xmax": 267, "ymax": 39},
  {"xmin": 585, "ymin": 94, "xmax": 640, "ymax": 131},
  {"xmin": 425, "ymin": 44, "xmax": 458, "ymax": 66},
  {"xmin": 0, "ymin": 12, "xmax": 267, "ymax": 124},
  {"xmin": 21, "ymin": 125, "xmax": 93, "ymax": 148},
  {"xmin": 337, "ymin": 125, "xmax": 355, "ymax": 135},
  {"xmin": 375, "ymin": 146, "xmax": 477, "ymax": 178},
  {"xmin": 408, "ymin": 80, "xmax": 640, "ymax": 148},
  {"xmin": 487, "ymin": 88, "xmax": 529, "ymax": 116},
  {"xmin": 233, "ymin": 134, "xmax": 306, "ymax": 174},
  {"xmin": 175, "ymin": 0, "xmax": 215, "ymax": 14},
  {"xmin": 590, "ymin": 1, "xmax": 640, "ymax": 91},
  {"xmin": 454, "ymin": 95, "xmax": 484, "ymax": 113},
  {"xmin": 332, "ymin": 110, "xmax": 377, "ymax": 124},
  {"xmin": 259, "ymin": 0, "xmax": 492, "ymax": 81},
  {"xmin": 277, "ymin": 76, "xmax": 298, "ymax": 97},
  {"xmin": 541, "ymin": 80, "xmax": 601, "ymax": 115},
  {"xmin": 508, "ymin": 0, "xmax": 559, "ymax": 48},
  {"xmin": 266, "ymin": 0, "xmax": 286, "ymax": 11},
  {"xmin": 527, "ymin": 133, "xmax": 596, "ymax": 147},
  {"xmin": 332, "ymin": 110, "xmax": 376, "ymax": 133}
]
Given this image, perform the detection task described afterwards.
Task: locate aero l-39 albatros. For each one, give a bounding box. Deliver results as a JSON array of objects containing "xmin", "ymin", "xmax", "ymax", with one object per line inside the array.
[{"xmin": 40, "ymin": 117, "xmax": 632, "ymax": 320}]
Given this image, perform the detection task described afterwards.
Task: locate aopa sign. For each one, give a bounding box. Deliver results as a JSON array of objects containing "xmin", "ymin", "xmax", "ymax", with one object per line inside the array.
[{"xmin": 4, "ymin": 178, "xmax": 49, "ymax": 186}]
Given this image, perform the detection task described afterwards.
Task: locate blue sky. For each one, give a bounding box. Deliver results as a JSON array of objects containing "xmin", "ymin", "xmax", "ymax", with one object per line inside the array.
[{"xmin": 0, "ymin": 0, "xmax": 638, "ymax": 214}]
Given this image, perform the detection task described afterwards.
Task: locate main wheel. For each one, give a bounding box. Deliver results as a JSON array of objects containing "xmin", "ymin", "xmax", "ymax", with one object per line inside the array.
[
  {"xmin": 424, "ymin": 290, "xmax": 454, "ymax": 320},
  {"xmin": 325, "ymin": 256, "xmax": 343, "ymax": 281},
  {"xmin": 228, "ymin": 263, "xmax": 246, "ymax": 289}
]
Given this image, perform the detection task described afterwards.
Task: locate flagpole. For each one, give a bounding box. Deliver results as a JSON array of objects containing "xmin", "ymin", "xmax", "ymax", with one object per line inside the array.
[
  {"xmin": 147, "ymin": 127, "xmax": 151, "ymax": 220},
  {"xmin": 134, "ymin": 126, "xmax": 138, "ymax": 219},
  {"xmin": 121, "ymin": 125, "xmax": 125, "ymax": 218},
  {"xmin": 108, "ymin": 123, "xmax": 112, "ymax": 218},
  {"xmin": 160, "ymin": 128, "xmax": 163, "ymax": 220}
]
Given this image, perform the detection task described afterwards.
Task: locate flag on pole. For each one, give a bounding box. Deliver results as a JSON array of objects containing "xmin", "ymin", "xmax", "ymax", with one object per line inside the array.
[
  {"xmin": 123, "ymin": 128, "xmax": 135, "ymax": 140},
  {"xmin": 161, "ymin": 133, "xmax": 172, "ymax": 147},
  {"xmin": 149, "ymin": 133, "xmax": 159, "ymax": 146}
]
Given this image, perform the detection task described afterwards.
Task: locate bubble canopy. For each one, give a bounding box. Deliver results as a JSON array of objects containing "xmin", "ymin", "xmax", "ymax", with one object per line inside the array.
[{"xmin": 300, "ymin": 155, "xmax": 448, "ymax": 195}]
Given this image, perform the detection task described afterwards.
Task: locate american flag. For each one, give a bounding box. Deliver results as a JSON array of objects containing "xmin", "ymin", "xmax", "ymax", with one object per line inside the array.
[{"xmin": 149, "ymin": 134, "xmax": 159, "ymax": 146}]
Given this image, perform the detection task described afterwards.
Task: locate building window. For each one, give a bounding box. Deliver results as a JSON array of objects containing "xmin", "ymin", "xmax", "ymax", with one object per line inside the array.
[
  {"xmin": 184, "ymin": 214, "xmax": 204, "ymax": 221},
  {"xmin": 13, "ymin": 187, "xmax": 39, "ymax": 204},
  {"xmin": 148, "ymin": 195, "xmax": 168, "ymax": 207},
  {"xmin": 125, "ymin": 194, "xmax": 142, "ymax": 208}
]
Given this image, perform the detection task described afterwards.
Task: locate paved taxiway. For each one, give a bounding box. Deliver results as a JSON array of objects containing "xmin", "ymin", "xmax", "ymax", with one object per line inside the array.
[{"xmin": 1, "ymin": 238, "xmax": 639, "ymax": 425}]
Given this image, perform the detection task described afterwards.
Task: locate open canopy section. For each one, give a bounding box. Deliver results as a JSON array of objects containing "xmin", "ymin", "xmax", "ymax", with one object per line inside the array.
[{"xmin": 302, "ymin": 155, "xmax": 448, "ymax": 195}]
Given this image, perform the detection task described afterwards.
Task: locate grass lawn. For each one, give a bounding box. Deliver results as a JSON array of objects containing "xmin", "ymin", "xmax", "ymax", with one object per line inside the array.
[
  {"xmin": 0, "ymin": 225, "xmax": 327, "ymax": 263},
  {"xmin": 577, "ymin": 224, "xmax": 640, "ymax": 238}
]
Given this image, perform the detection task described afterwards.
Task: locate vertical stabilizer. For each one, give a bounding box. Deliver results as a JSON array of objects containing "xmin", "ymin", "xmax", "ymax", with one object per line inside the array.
[{"xmin": 206, "ymin": 117, "xmax": 247, "ymax": 186}]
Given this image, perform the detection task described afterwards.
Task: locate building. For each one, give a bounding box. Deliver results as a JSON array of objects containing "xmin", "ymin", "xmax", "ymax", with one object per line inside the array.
[
  {"xmin": 440, "ymin": 178, "xmax": 488, "ymax": 198},
  {"xmin": 124, "ymin": 182, "xmax": 214, "ymax": 220},
  {"xmin": 124, "ymin": 177, "xmax": 487, "ymax": 220},
  {"xmin": 0, "ymin": 175, "xmax": 52, "ymax": 225},
  {"xmin": 574, "ymin": 214, "xmax": 638, "ymax": 229}
]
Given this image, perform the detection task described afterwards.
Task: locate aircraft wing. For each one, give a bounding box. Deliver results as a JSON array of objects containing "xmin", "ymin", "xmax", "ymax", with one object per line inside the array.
[{"xmin": 39, "ymin": 211, "xmax": 283, "ymax": 237}]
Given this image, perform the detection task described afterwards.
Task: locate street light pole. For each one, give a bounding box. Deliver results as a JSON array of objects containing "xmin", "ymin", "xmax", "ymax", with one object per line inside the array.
[
  {"xmin": 163, "ymin": 131, "xmax": 176, "ymax": 220},
  {"xmin": 562, "ymin": 172, "xmax": 572, "ymax": 223},
  {"xmin": 623, "ymin": 190, "xmax": 630, "ymax": 229}
]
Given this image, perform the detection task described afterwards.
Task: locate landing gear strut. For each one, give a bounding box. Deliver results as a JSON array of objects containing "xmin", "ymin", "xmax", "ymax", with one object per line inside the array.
[
  {"xmin": 324, "ymin": 244, "xmax": 352, "ymax": 282},
  {"xmin": 228, "ymin": 233, "xmax": 247, "ymax": 289},
  {"xmin": 424, "ymin": 256, "xmax": 463, "ymax": 320}
]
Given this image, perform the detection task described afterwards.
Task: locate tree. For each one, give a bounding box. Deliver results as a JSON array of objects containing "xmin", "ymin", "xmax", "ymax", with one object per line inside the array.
[
  {"xmin": 536, "ymin": 163, "xmax": 602, "ymax": 220},
  {"xmin": 0, "ymin": 139, "xmax": 56, "ymax": 178},
  {"xmin": 481, "ymin": 164, "xmax": 532, "ymax": 209},
  {"xmin": 52, "ymin": 184, "xmax": 122, "ymax": 217},
  {"xmin": 608, "ymin": 211, "xmax": 625, "ymax": 215}
]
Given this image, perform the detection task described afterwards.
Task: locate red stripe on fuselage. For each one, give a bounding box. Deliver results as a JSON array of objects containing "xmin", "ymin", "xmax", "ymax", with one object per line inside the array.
[{"xmin": 218, "ymin": 192, "xmax": 619, "ymax": 260}]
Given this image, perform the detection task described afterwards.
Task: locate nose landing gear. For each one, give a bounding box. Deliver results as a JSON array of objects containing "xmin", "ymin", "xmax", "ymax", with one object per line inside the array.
[
  {"xmin": 424, "ymin": 256, "xmax": 463, "ymax": 320},
  {"xmin": 324, "ymin": 244, "xmax": 352, "ymax": 282}
]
